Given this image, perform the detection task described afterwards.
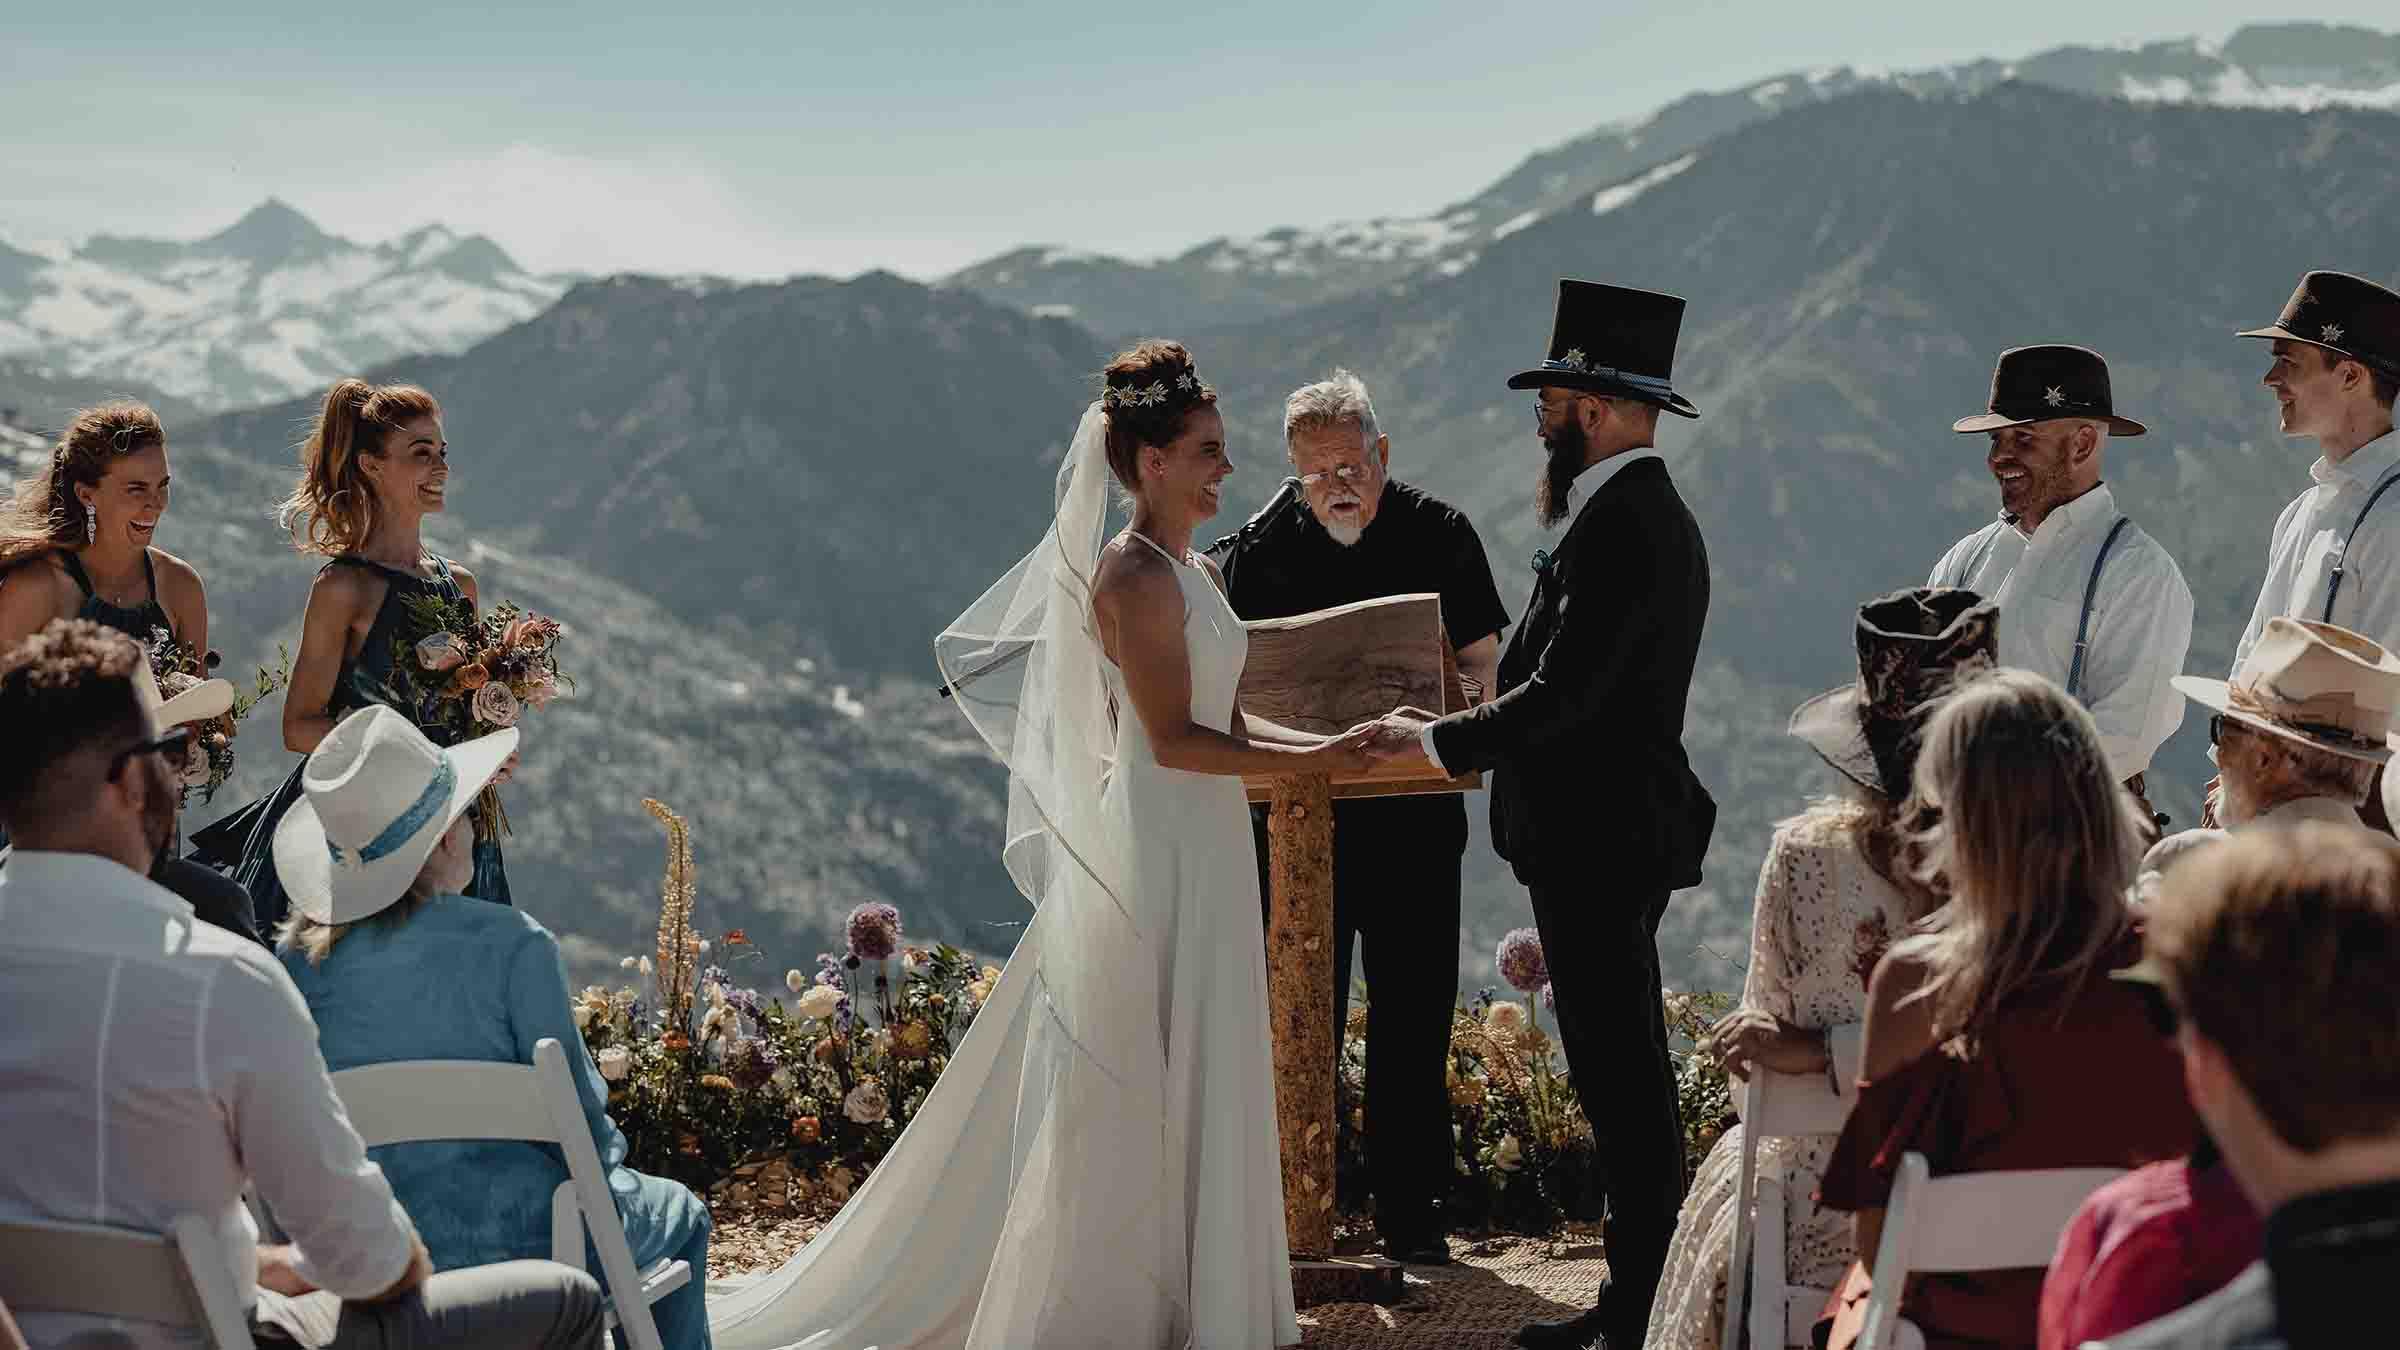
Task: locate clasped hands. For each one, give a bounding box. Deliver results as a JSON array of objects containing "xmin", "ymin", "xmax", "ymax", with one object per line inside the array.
[{"xmin": 1316, "ymin": 705, "xmax": 1441, "ymax": 774}]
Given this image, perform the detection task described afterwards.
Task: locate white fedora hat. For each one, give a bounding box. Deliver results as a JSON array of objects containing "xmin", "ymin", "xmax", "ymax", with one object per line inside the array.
[
  {"xmin": 131, "ymin": 658, "xmax": 233, "ymax": 734},
  {"xmin": 273, "ymin": 705, "xmax": 517, "ymax": 925},
  {"xmin": 2171, "ymin": 617, "xmax": 2400, "ymax": 766}
]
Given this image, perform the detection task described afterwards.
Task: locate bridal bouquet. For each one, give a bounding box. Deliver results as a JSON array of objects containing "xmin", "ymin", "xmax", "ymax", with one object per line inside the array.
[
  {"xmin": 145, "ymin": 630, "xmax": 289, "ymax": 805},
  {"xmin": 383, "ymin": 594, "xmax": 571, "ymax": 837}
]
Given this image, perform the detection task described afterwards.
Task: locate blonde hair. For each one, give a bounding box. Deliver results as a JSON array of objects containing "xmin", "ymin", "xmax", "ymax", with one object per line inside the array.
[
  {"xmin": 278, "ymin": 879, "xmax": 437, "ymax": 966},
  {"xmin": 1894, "ymin": 668, "xmax": 2140, "ymax": 1042},
  {"xmin": 0, "ymin": 402, "xmax": 167, "ymax": 569},
  {"xmin": 277, "ymin": 378, "xmax": 440, "ymax": 556}
]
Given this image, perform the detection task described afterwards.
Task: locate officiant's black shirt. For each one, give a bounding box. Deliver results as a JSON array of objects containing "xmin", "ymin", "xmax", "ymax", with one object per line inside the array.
[{"xmin": 1206, "ymin": 477, "xmax": 1507, "ymax": 846}]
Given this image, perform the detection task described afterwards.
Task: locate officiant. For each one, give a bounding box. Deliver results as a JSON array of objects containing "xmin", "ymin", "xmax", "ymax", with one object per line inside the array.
[{"xmin": 1205, "ymin": 370, "xmax": 1507, "ymax": 1265}]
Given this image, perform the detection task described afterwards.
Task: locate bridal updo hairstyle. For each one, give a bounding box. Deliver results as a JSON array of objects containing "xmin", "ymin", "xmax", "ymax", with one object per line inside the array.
[
  {"xmin": 1100, "ymin": 340, "xmax": 1217, "ymax": 494},
  {"xmin": 0, "ymin": 402, "xmax": 168, "ymax": 569},
  {"xmin": 280, "ymin": 378, "xmax": 441, "ymax": 556}
]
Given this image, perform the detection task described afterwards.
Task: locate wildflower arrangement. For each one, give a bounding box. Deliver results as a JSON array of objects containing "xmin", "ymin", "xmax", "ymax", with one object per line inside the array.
[
  {"xmin": 575, "ymin": 803, "xmax": 993, "ymax": 1208},
  {"xmin": 145, "ymin": 629, "xmax": 288, "ymax": 804},
  {"xmin": 377, "ymin": 595, "xmax": 569, "ymax": 837}
]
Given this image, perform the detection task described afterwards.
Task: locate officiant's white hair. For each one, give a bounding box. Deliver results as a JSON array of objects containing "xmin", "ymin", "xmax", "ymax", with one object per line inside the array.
[{"xmin": 1282, "ymin": 370, "xmax": 1381, "ymax": 449}]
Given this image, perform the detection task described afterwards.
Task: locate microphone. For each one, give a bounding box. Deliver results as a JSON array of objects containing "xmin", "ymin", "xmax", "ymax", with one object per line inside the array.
[{"xmin": 1240, "ymin": 476, "xmax": 1304, "ymax": 532}]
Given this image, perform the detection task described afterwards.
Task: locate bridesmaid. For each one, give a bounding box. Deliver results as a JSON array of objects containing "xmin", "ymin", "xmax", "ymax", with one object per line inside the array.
[
  {"xmin": 0, "ymin": 401, "xmax": 208, "ymax": 656},
  {"xmin": 0, "ymin": 402, "xmax": 211, "ymax": 854},
  {"xmin": 190, "ymin": 378, "xmax": 514, "ymax": 934}
]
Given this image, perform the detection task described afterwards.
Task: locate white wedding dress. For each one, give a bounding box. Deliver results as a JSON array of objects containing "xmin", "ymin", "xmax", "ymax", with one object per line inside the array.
[{"xmin": 709, "ymin": 411, "xmax": 1299, "ymax": 1350}]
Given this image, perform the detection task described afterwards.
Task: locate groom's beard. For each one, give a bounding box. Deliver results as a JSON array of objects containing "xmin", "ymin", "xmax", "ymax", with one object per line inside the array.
[{"xmin": 1536, "ymin": 420, "xmax": 1589, "ymax": 528}]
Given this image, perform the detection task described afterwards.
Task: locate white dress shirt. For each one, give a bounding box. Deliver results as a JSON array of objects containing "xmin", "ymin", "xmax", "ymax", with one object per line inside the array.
[
  {"xmin": 1927, "ymin": 484, "xmax": 2194, "ymax": 779},
  {"xmin": 1420, "ymin": 451, "xmax": 1657, "ymax": 773},
  {"xmin": 0, "ymin": 850, "xmax": 416, "ymax": 1348},
  {"xmin": 2233, "ymin": 429, "xmax": 2400, "ymax": 673}
]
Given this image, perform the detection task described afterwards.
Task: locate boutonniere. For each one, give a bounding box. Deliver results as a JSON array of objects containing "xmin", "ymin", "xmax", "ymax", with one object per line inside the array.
[{"xmin": 1530, "ymin": 549, "xmax": 1554, "ymax": 578}]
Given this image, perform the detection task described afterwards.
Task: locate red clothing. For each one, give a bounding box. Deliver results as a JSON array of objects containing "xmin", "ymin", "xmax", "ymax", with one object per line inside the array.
[
  {"xmin": 2035, "ymin": 1157, "xmax": 2262, "ymax": 1350},
  {"xmin": 1813, "ymin": 938, "xmax": 2198, "ymax": 1350}
]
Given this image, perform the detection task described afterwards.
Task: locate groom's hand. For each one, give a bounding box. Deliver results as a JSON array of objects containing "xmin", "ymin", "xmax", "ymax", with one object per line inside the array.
[{"xmin": 1364, "ymin": 712, "xmax": 1434, "ymax": 769}]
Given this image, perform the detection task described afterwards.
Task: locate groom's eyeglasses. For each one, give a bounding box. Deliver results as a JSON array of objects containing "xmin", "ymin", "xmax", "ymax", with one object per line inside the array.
[{"xmin": 107, "ymin": 727, "xmax": 193, "ymax": 783}]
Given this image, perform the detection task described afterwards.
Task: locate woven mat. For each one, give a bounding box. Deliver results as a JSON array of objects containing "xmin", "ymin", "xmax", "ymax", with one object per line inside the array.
[{"xmin": 1298, "ymin": 1230, "xmax": 1608, "ymax": 1349}]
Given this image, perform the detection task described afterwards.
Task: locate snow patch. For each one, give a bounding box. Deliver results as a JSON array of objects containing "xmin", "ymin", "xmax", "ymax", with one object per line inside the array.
[
  {"xmin": 1489, "ymin": 210, "xmax": 1542, "ymax": 242},
  {"xmin": 1030, "ymin": 303, "xmax": 1077, "ymax": 319},
  {"xmin": 831, "ymin": 684, "xmax": 867, "ymax": 719},
  {"xmin": 1591, "ymin": 153, "xmax": 1698, "ymax": 216}
]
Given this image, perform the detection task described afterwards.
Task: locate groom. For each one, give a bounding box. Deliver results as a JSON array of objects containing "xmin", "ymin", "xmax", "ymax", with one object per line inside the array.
[{"xmin": 1376, "ymin": 279, "xmax": 1716, "ymax": 1350}]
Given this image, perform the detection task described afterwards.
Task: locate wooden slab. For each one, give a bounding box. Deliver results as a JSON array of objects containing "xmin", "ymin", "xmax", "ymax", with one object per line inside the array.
[{"xmin": 1237, "ymin": 592, "xmax": 1481, "ymax": 801}]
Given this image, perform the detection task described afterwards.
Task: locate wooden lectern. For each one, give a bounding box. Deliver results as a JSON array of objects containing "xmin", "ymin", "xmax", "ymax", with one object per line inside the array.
[{"xmin": 1237, "ymin": 592, "xmax": 1479, "ymax": 1298}]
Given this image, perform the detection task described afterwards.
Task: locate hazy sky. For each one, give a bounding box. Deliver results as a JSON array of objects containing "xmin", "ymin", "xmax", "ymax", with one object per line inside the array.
[{"xmin": 7, "ymin": 4, "xmax": 2394, "ymax": 280}]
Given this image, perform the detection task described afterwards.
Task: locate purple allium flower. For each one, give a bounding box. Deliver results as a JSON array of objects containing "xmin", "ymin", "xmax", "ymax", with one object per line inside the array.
[
  {"xmin": 728, "ymin": 1037, "xmax": 780, "ymax": 1092},
  {"xmin": 1495, "ymin": 927, "xmax": 1548, "ymax": 993},
  {"xmin": 846, "ymin": 902, "xmax": 902, "ymax": 962}
]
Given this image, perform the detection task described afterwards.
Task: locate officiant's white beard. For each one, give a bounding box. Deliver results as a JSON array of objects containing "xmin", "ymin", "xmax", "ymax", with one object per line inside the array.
[{"xmin": 1317, "ymin": 492, "xmax": 1366, "ymax": 546}]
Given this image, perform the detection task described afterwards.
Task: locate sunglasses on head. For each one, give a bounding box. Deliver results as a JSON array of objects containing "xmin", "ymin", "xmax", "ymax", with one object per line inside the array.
[{"xmin": 107, "ymin": 727, "xmax": 192, "ymax": 782}]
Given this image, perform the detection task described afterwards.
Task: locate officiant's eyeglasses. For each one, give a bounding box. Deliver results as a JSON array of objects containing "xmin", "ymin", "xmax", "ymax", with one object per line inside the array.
[
  {"xmin": 1533, "ymin": 395, "xmax": 1594, "ymax": 426},
  {"xmin": 1297, "ymin": 465, "xmax": 1374, "ymax": 488},
  {"xmin": 107, "ymin": 727, "xmax": 193, "ymax": 782}
]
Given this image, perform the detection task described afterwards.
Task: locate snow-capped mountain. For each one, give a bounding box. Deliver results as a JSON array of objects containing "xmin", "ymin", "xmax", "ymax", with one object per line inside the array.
[
  {"xmin": 947, "ymin": 20, "xmax": 2400, "ymax": 335},
  {"xmin": 0, "ymin": 200, "xmax": 573, "ymax": 412}
]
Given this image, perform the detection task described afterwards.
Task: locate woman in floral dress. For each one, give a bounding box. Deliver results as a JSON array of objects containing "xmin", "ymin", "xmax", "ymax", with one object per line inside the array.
[{"xmin": 1645, "ymin": 588, "xmax": 1992, "ymax": 1349}]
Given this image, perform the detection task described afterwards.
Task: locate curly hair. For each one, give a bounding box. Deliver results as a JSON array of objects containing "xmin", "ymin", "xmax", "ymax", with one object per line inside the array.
[
  {"xmin": 277, "ymin": 378, "xmax": 441, "ymax": 556},
  {"xmin": 1099, "ymin": 340, "xmax": 1216, "ymax": 493},
  {"xmin": 0, "ymin": 402, "xmax": 167, "ymax": 570},
  {"xmin": 0, "ymin": 618, "xmax": 148, "ymax": 818}
]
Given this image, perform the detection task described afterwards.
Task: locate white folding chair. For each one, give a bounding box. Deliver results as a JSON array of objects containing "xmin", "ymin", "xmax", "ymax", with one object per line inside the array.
[
  {"xmin": 1719, "ymin": 1067, "xmax": 1854, "ymax": 1350},
  {"xmin": 1854, "ymin": 1152, "xmax": 2123, "ymax": 1350},
  {"xmin": 332, "ymin": 1037, "xmax": 690, "ymax": 1350},
  {"xmin": 0, "ymin": 1213, "xmax": 258, "ymax": 1348}
]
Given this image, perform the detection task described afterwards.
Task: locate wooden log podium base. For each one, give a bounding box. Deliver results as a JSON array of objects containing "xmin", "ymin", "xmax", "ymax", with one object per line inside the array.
[
  {"xmin": 1291, "ymin": 1255, "xmax": 1408, "ymax": 1308},
  {"xmin": 1265, "ymin": 772, "xmax": 1338, "ymax": 1259}
]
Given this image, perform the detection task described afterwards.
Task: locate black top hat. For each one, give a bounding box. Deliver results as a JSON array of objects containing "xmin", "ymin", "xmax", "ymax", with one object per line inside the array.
[
  {"xmin": 1952, "ymin": 345, "xmax": 2147, "ymax": 438},
  {"xmin": 1789, "ymin": 588, "xmax": 1999, "ymax": 798},
  {"xmin": 2237, "ymin": 270, "xmax": 2400, "ymax": 379},
  {"xmin": 1505, "ymin": 279, "xmax": 1699, "ymax": 419}
]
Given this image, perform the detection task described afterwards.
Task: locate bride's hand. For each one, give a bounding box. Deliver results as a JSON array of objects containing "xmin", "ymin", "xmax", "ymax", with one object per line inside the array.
[{"xmin": 1306, "ymin": 723, "xmax": 1381, "ymax": 775}]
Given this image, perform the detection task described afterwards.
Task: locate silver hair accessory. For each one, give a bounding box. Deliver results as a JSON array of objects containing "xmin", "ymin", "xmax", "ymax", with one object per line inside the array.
[
  {"xmin": 1102, "ymin": 370, "xmax": 1204, "ymax": 409},
  {"xmin": 84, "ymin": 503, "xmax": 96, "ymax": 543}
]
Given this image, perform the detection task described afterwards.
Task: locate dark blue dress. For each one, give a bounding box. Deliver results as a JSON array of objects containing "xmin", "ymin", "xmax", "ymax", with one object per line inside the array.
[
  {"xmin": 0, "ymin": 548, "xmax": 180, "ymax": 856},
  {"xmin": 189, "ymin": 554, "xmax": 509, "ymax": 935}
]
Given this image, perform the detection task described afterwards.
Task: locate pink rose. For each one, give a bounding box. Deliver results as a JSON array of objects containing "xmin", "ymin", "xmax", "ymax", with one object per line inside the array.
[
  {"xmin": 416, "ymin": 632, "xmax": 471, "ymax": 673},
  {"xmin": 472, "ymin": 680, "xmax": 521, "ymax": 728}
]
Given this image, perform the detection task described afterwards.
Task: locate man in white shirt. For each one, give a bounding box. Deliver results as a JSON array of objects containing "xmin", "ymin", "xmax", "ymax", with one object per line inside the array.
[
  {"xmin": 0, "ymin": 619, "xmax": 603, "ymax": 1350},
  {"xmin": 2216, "ymin": 271, "xmax": 2400, "ymax": 827},
  {"xmin": 1931, "ymin": 344, "xmax": 2194, "ymax": 819}
]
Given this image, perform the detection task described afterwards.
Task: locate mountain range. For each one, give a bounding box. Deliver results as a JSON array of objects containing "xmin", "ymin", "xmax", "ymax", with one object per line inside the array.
[
  {"xmin": 0, "ymin": 200, "xmax": 571, "ymax": 412},
  {"xmin": 947, "ymin": 21, "xmax": 2400, "ymax": 336},
  {"xmin": 9, "ymin": 21, "xmax": 2400, "ymax": 1001}
]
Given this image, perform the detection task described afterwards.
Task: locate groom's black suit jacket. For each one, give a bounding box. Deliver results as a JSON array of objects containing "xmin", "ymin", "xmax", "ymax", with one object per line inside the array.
[{"xmin": 1427, "ymin": 454, "xmax": 1715, "ymax": 891}]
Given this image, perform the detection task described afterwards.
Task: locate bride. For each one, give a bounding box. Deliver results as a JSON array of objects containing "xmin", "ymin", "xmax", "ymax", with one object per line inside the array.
[{"xmin": 708, "ymin": 341, "xmax": 1378, "ymax": 1349}]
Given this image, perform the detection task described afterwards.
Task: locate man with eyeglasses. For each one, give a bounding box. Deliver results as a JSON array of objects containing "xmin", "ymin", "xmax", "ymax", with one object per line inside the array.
[
  {"xmin": 2135, "ymin": 617, "xmax": 2394, "ymax": 895},
  {"xmin": 0, "ymin": 618, "xmax": 605, "ymax": 1350},
  {"xmin": 1206, "ymin": 368, "xmax": 1508, "ymax": 1265}
]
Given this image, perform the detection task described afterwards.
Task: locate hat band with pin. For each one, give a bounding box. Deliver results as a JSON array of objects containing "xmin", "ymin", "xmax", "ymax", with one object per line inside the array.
[
  {"xmin": 1534, "ymin": 353, "xmax": 1676, "ymax": 399},
  {"xmin": 328, "ymin": 759, "xmax": 456, "ymax": 870}
]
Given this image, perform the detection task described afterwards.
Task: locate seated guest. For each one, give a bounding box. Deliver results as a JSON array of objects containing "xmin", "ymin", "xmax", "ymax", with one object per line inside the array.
[
  {"xmin": 0, "ymin": 619, "xmax": 603, "ymax": 1350},
  {"xmin": 277, "ymin": 705, "xmax": 714, "ymax": 1350},
  {"xmin": 1815, "ymin": 668, "xmax": 2198, "ymax": 1350},
  {"xmin": 1644, "ymin": 588, "xmax": 1980, "ymax": 1350},
  {"xmin": 2037, "ymin": 1134, "xmax": 2261, "ymax": 1350},
  {"xmin": 2140, "ymin": 618, "xmax": 2394, "ymax": 889},
  {"xmin": 2094, "ymin": 824, "xmax": 2400, "ymax": 1348}
]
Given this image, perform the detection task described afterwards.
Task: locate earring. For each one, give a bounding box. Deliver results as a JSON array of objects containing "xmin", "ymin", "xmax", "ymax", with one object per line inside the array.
[{"xmin": 84, "ymin": 503, "xmax": 96, "ymax": 543}]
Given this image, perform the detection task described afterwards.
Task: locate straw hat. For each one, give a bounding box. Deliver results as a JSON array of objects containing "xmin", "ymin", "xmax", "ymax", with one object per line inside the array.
[
  {"xmin": 2170, "ymin": 618, "xmax": 2400, "ymax": 767},
  {"xmin": 272, "ymin": 705, "xmax": 516, "ymax": 924}
]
